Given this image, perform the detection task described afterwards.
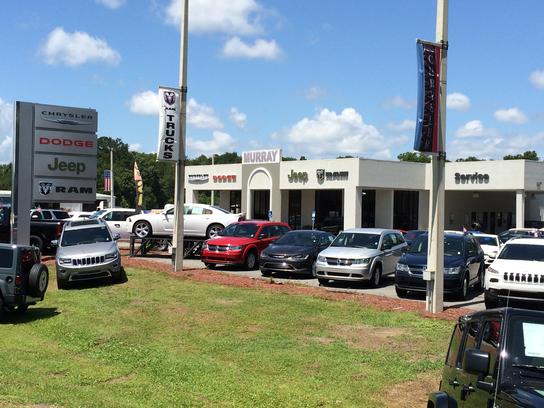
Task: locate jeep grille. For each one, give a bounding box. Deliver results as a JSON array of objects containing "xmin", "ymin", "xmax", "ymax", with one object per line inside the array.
[
  {"xmin": 503, "ymin": 272, "xmax": 544, "ymax": 284},
  {"xmin": 72, "ymin": 256, "xmax": 106, "ymax": 266}
]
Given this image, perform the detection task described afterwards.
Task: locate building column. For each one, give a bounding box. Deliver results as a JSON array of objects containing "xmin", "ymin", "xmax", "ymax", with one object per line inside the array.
[
  {"xmin": 516, "ymin": 190, "xmax": 525, "ymax": 228},
  {"xmin": 375, "ymin": 189, "xmax": 394, "ymax": 228},
  {"xmin": 418, "ymin": 190, "xmax": 429, "ymax": 230},
  {"xmin": 185, "ymin": 188, "xmax": 196, "ymax": 203},
  {"xmin": 344, "ymin": 187, "xmax": 362, "ymax": 229},
  {"xmin": 219, "ymin": 190, "xmax": 230, "ymax": 211},
  {"xmin": 301, "ymin": 190, "xmax": 315, "ymax": 228}
]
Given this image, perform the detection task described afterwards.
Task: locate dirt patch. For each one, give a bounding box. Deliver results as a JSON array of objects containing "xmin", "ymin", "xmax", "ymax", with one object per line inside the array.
[
  {"xmin": 378, "ymin": 370, "xmax": 440, "ymax": 408},
  {"xmin": 104, "ymin": 374, "xmax": 133, "ymax": 384},
  {"xmin": 335, "ymin": 324, "xmax": 416, "ymax": 352},
  {"xmin": 215, "ymin": 299, "xmax": 243, "ymax": 306}
]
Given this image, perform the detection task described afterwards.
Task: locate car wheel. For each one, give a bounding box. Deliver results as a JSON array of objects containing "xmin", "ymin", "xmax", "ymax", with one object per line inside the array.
[
  {"xmin": 133, "ymin": 221, "xmax": 152, "ymax": 238},
  {"xmin": 204, "ymin": 263, "xmax": 216, "ymax": 269},
  {"xmin": 113, "ymin": 267, "xmax": 128, "ymax": 284},
  {"xmin": 29, "ymin": 235, "xmax": 44, "ymax": 252},
  {"xmin": 244, "ymin": 251, "xmax": 257, "ymax": 270},
  {"xmin": 57, "ymin": 277, "xmax": 69, "ymax": 290},
  {"xmin": 475, "ymin": 264, "xmax": 484, "ymax": 291},
  {"xmin": 311, "ymin": 261, "xmax": 317, "ymax": 278},
  {"xmin": 28, "ymin": 264, "xmax": 48, "ymax": 298},
  {"xmin": 206, "ymin": 223, "xmax": 224, "ymax": 239},
  {"xmin": 484, "ymin": 292, "xmax": 499, "ymax": 309},
  {"xmin": 14, "ymin": 304, "xmax": 29, "ymax": 314},
  {"xmin": 369, "ymin": 264, "xmax": 382, "ymax": 288},
  {"xmin": 457, "ymin": 274, "xmax": 469, "ymax": 301},
  {"xmin": 395, "ymin": 287, "xmax": 408, "ymax": 298},
  {"xmin": 261, "ymin": 269, "xmax": 272, "ymax": 277},
  {"xmin": 317, "ymin": 278, "xmax": 328, "ymax": 286},
  {"xmin": 0, "ymin": 296, "xmax": 4, "ymax": 316}
]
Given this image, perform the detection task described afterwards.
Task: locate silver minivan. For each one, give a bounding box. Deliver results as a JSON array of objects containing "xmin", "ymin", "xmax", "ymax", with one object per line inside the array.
[
  {"xmin": 55, "ymin": 219, "xmax": 124, "ymax": 289},
  {"xmin": 315, "ymin": 228, "xmax": 407, "ymax": 286}
]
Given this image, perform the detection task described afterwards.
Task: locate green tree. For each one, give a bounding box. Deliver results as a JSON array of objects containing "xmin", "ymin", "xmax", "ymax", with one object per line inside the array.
[
  {"xmin": 397, "ymin": 151, "xmax": 431, "ymax": 163},
  {"xmin": 281, "ymin": 156, "xmax": 297, "ymax": 161},
  {"xmin": 503, "ymin": 150, "xmax": 539, "ymax": 161},
  {"xmin": 337, "ymin": 155, "xmax": 356, "ymax": 159},
  {"xmin": 455, "ymin": 156, "xmax": 483, "ymax": 162},
  {"xmin": 0, "ymin": 164, "xmax": 11, "ymax": 190}
]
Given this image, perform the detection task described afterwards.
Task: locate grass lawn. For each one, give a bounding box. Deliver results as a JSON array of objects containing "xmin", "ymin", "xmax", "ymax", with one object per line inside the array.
[{"xmin": 0, "ymin": 266, "xmax": 453, "ymax": 407}]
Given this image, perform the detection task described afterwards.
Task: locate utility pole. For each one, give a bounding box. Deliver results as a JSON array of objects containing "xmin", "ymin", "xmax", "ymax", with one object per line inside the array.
[
  {"xmin": 426, "ymin": 0, "xmax": 448, "ymax": 313},
  {"xmin": 172, "ymin": 0, "xmax": 188, "ymax": 272},
  {"xmin": 211, "ymin": 154, "xmax": 215, "ymax": 206},
  {"xmin": 110, "ymin": 147, "xmax": 114, "ymax": 208}
]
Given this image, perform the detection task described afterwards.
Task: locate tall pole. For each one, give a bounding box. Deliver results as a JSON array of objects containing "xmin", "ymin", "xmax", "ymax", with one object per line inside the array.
[
  {"xmin": 110, "ymin": 147, "xmax": 114, "ymax": 208},
  {"xmin": 426, "ymin": 0, "xmax": 448, "ymax": 313},
  {"xmin": 173, "ymin": 0, "xmax": 188, "ymax": 272},
  {"xmin": 211, "ymin": 154, "xmax": 215, "ymax": 206}
]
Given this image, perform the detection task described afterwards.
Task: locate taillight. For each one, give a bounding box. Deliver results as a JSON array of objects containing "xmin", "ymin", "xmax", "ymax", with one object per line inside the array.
[
  {"xmin": 21, "ymin": 249, "xmax": 32, "ymax": 263},
  {"xmin": 15, "ymin": 275, "xmax": 22, "ymax": 286}
]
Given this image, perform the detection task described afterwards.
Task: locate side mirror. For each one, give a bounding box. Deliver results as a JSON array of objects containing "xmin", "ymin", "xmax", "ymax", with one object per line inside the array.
[
  {"xmin": 50, "ymin": 239, "xmax": 59, "ymax": 247},
  {"xmin": 463, "ymin": 348, "xmax": 490, "ymax": 376},
  {"xmin": 113, "ymin": 233, "xmax": 121, "ymax": 241},
  {"xmin": 258, "ymin": 233, "xmax": 267, "ymax": 240}
]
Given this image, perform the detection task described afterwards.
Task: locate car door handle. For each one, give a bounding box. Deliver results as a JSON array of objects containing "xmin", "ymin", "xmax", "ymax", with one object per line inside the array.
[
  {"xmin": 114, "ymin": 224, "xmax": 121, "ymax": 228},
  {"xmin": 448, "ymin": 378, "xmax": 460, "ymax": 388}
]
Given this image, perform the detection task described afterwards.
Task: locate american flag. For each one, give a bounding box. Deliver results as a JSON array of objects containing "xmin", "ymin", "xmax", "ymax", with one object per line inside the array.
[{"xmin": 104, "ymin": 170, "xmax": 112, "ymax": 192}]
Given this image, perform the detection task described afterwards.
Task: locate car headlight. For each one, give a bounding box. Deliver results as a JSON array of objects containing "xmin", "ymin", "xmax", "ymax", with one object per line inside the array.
[
  {"xmin": 487, "ymin": 266, "xmax": 499, "ymax": 274},
  {"xmin": 396, "ymin": 263, "xmax": 410, "ymax": 272},
  {"xmin": 58, "ymin": 257, "xmax": 71, "ymax": 265},
  {"xmin": 202, "ymin": 241, "xmax": 208, "ymax": 250},
  {"xmin": 317, "ymin": 255, "xmax": 326, "ymax": 263},
  {"xmin": 289, "ymin": 254, "xmax": 309, "ymax": 260},
  {"xmin": 261, "ymin": 251, "xmax": 270, "ymax": 258},
  {"xmin": 229, "ymin": 245, "xmax": 244, "ymax": 251},
  {"xmin": 352, "ymin": 258, "xmax": 370, "ymax": 265},
  {"xmin": 444, "ymin": 266, "xmax": 461, "ymax": 275},
  {"xmin": 105, "ymin": 252, "xmax": 118, "ymax": 260}
]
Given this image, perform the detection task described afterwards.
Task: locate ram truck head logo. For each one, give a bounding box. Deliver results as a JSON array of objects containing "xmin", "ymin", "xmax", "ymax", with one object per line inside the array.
[
  {"xmin": 39, "ymin": 182, "xmax": 53, "ymax": 196},
  {"xmin": 163, "ymin": 91, "xmax": 176, "ymax": 105}
]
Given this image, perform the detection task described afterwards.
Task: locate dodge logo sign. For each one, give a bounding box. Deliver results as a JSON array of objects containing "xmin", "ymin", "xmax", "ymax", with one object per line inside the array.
[
  {"xmin": 316, "ymin": 169, "xmax": 325, "ymax": 182},
  {"xmin": 39, "ymin": 182, "xmax": 53, "ymax": 195},
  {"xmin": 164, "ymin": 91, "xmax": 176, "ymax": 105}
]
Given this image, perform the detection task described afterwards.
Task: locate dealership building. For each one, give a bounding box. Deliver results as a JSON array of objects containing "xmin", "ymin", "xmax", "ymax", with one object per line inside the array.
[{"xmin": 185, "ymin": 149, "xmax": 544, "ymax": 234}]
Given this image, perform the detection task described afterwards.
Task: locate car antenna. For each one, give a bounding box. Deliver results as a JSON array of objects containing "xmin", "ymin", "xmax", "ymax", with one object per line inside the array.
[{"xmin": 492, "ymin": 289, "xmax": 511, "ymax": 407}]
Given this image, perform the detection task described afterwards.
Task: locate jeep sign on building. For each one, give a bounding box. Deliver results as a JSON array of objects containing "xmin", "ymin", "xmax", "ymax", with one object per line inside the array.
[{"xmin": 32, "ymin": 104, "xmax": 98, "ymax": 203}]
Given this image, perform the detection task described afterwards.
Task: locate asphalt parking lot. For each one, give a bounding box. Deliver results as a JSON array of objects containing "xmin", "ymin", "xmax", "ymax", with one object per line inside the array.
[{"xmin": 133, "ymin": 252, "xmax": 486, "ymax": 312}]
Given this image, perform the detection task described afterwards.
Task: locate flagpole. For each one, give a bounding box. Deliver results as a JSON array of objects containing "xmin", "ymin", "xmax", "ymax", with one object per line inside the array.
[
  {"xmin": 110, "ymin": 147, "xmax": 114, "ymax": 208},
  {"xmin": 172, "ymin": 0, "xmax": 188, "ymax": 272}
]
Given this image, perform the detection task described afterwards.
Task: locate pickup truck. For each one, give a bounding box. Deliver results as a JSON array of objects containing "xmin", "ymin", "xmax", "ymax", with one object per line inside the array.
[
  {"xmin": 0, "ymin": 207, "xmax": 63, "ymax": 252},
  {"xmin": 428, "ymin": 307, "xmax": 544, "ymax": 407}
]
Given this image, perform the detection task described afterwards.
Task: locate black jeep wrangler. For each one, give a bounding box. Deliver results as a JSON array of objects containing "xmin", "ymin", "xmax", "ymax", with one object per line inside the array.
[
  {"xmin": 0, "ymin": 243, "xmax": 49, "ymax": 315},
  {"xmin": 428, "ymin": 308, "xmax": 544, "ymax": 407}
]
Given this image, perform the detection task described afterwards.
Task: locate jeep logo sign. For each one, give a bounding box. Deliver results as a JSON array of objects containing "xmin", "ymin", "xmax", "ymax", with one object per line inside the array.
[{"xmin": 35, "ymin": 155, "xmax": 95, "ymax": 179}]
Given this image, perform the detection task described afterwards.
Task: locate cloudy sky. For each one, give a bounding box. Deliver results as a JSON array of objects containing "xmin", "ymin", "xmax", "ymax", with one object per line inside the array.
[{"xmin": 1, "ymin": 0, "xmax": 543, "ymax": 163}]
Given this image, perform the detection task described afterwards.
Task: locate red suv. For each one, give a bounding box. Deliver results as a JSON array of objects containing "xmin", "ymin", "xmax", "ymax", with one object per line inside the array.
[{"xmin": 201, "ymin": 221, "xmax": 291, "ymax": 270}]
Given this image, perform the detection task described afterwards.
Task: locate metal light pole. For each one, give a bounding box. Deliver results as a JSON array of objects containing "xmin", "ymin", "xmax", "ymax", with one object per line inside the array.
[
  {"xmin": 211, "ymin": 154, "xmax": 215, "ymax": 206},
  {"xmin": 426, "ymin": 0, "xmax": 448, "ymax": 313},
  {"xmin": 172, "ymin": 0, "xmax": 188, "ymax": 272},
  {"xmin": 110, "ymin": 147, "xmax": 114, "ymax": 208}
]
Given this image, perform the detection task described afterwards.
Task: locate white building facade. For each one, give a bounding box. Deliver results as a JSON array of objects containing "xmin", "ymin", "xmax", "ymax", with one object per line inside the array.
[{"xmin": 185, "ymin": 151, "xmax": 544, "ymax": 234}]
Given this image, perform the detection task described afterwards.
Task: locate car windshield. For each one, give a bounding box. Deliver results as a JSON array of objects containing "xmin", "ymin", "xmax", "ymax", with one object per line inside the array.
[
  {"xmin": 476, "ymin": 236, "xmax": 498, "ymax": 246},
  {"xmin": 89, "ymin": 210, "xmax": 107, "ymax": 219},
  {"xmin": 61, "ymin": 227, "xmax": 112, "ymax": 246},
  {"xmin": 331, "ymin": 232, "xmax": 380, "ymax": 249},
  {"xmin": 507, "ymin": 316, "xmax": 544, "ymax": 378},
  {"xmin": 498, "ymin": 244, "xmax": 544, "ymax": 261},
  {"xmin": 220, "ymin": 223, "xmax": 259, "ymax": 238},
  {"xmin": 408, "ymin": 235, "xmax": 464, "ymax": 256},
  {"xmin": 53, "ymin": 211, "xmax": 70, "ymax": 219},
  {"xmin": 275, "ymin": 231, "xmax": 318, "ymax": 246}
]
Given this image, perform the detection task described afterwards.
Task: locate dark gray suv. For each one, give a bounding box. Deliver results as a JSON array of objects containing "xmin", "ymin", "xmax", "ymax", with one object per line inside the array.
[{"xmin": 55, "ymin": 219, "xmax": 123, "ymax": 289}]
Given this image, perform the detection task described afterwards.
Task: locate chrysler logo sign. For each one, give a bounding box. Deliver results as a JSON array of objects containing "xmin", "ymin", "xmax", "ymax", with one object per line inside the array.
[{"xmin": 40, "ymin": 110, "xmax": 94, "ymax": 126}]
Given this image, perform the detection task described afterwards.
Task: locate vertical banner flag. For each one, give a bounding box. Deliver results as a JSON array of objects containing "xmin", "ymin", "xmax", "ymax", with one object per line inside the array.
[
  {"xmin": 103, "ymin": 169, "xmax": 111, "ymax": 192},
  {"xmin": 157, "ymin": 86, "xmax": 181, "ymax": 162},
  {"xmin": 414, "ymin": 40, "xmax": 441, "ymax": 153},
  {"xmin": 133, "ymin": 162, "xmax": 143, "ymax": 209}
]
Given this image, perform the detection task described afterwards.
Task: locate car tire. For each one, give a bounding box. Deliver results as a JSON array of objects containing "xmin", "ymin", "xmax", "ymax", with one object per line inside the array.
[
  {"xmin": 317, "ymin": 278, "xmax": 328, "ymax": 286},
  {"xmin": 244, "ymin": 250, "xmax": 257, "ymax": 270},
  {"xmin": 57, "ymin": 277, "xmax": 69, "ymax": 290},
  {"xmin": 113, "ymin": 267, "xmax": 128, "ymax": 284},
  {"xmin": 484, "ymin": 292, "xmax": 499, "ymax": 309},
  {"xmin": 395, "ymin": 287, "xmax": 408, "ymax": 298},
  {"xmin": 206, "ymin": 223, "xmax": 224, "ymax": 239},
  {"xmin": 475, "ymin": 264, "xmax": 484, "ymax": 291},
  {"xmin": 457, "ymin": 273, "xmax": 469, "ymax": 301},
  {"xmin": 0, "ymin": 295, "xmax": 4, "ymax": 316},
  {"xmin": 28, "ymin": 263, "xmax": 48, "ymax": 298},
  {"xmin": 261, "ymin": 269, "xmax": 272, "ymax": 277},
  {"xmin": 29, "ymin": 235, "xmax": 44, "ymax": 252},
  {"xmin": 311, "ymin": 261, "xmax": 317, "ymax": 278},
  {"xmin": 133, "ymin": 221, "xmax": 152, "ymax": 238},
  {"xmin": 204, "ymin": 263, "xmax": 216, "ymax": 269},
  {"xmin": 368, "ymin": 263, "xmax": 382, "ymax": 288},
  {"xmin": 14, "ymin": 304, "xmax": 29, "ymax": 314}
]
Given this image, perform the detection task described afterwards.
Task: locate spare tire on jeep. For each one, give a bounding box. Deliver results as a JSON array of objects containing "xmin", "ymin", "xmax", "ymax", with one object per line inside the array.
[{"xmin": 28, "ymin": 263, "xmax": 49, "ymax": 298}]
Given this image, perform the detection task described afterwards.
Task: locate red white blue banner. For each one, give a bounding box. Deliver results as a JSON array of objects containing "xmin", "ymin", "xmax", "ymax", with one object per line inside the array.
[
  {"xmin": 414, "ymin": 40, "xmax": 441, "ymax": 154},
  {"xmin": 103, "ymin": 169, "xmax": 111, "ymax": 192}
]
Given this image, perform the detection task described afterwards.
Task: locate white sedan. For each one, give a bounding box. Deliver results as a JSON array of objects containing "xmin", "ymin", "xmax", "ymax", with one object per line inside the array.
[{"xmin": 126, "ymin": 204, "xmax": 243, "ymax": 239}]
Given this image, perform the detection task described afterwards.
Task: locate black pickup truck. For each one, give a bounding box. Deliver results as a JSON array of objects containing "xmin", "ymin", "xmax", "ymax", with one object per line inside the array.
[
  {"xmin": 0, "ymin": 207, "xmax": 63, "ymax": 252},
  {"xmin": 428, "ymin": 307, "xmax": 544, "ymax": 407}
]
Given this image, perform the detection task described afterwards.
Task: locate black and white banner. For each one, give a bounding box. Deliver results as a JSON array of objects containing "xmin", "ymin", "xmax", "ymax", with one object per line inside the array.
[{"xmin": 157, "ymin": 86, "xmax": 181, "ymax": 162}]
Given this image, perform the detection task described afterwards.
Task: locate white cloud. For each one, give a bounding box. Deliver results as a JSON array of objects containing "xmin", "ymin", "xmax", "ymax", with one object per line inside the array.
[
  {"xmin": 281, "ymin": 108, "xmax": 392, "ymax": 159},
  {"xmin": 229, "ymin": 107, "xmax": 247, "ymax": 128},
  {"xmin": 455, "ymin": 120, "xmax": 489, "ymax": 138},
  {"xmin": 222, "ymin": 37, "xmax": 282, "ymax": 60},
  {"xmin": 386, "ymin": 119, "xmax": 415, "ymax": 132},
  {"xmin": 0, "ymin": 98, "xmax": 13, "ymax": 164},
  {"xmin": 187, "ymin": 131, "xmax": 236, "ymax": 154},
  {"xmin": 494, "ymin": 107, "xmax": 528, "ymax": 124},
  {"xmin": 129, "ymin": 91, "xmax": 159, "ymax": 115},
  {"xmin": 447, "ymin": 92, "xmax": 471, "ymax": 111},
  {"xmin": 128, "ymin": 143, "xmax": 142, "ymax": 152},
  {"xmin": 383, "ymin": 96, "xmax": 415, "ymax": 109},
  {"xmin": 530, "ymin": 70, "xmax": 544, "ymax": 89},
  {"xmin": 129, "ymin": 91, "xmax": 223, "ymax": 129},
  {"xmin": 165, "ymin": 0, "xmax": 264, "ymax": 35},
  {"xmin": 39, "ymin": 27, "xmax": 121, "ymax": 67},
  {"xmin": 96, "ymin": 0, "xmax": 125, "ymax": 9},
  {"xmin": 304, "ymin": 86, "xmax": 326, "ymax": 100}
]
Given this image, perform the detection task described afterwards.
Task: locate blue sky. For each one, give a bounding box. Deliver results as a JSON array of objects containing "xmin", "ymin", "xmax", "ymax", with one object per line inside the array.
[{"xmin": 1, "ymin": 0, "xmax": 543, "ymax": 163}]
